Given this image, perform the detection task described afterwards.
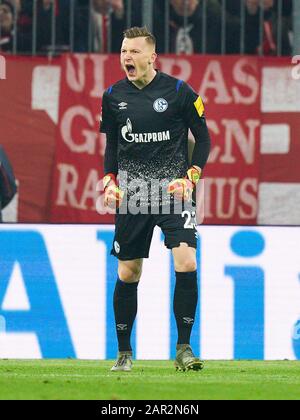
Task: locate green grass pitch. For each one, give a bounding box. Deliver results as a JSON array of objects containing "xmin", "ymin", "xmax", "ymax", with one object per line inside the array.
[{"xmin": 0, "ymin": 360, "xmax": 299, "ymax": 400}]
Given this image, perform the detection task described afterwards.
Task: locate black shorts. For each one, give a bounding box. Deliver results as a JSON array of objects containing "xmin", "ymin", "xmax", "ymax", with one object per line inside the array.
[{"xmin": 111, "ymin": 209, "xmax": 198, "ymax": 261}]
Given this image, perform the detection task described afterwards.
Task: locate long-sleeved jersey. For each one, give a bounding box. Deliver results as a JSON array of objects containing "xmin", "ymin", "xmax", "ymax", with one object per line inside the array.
[{"xmin": 100, "ymin": 71, "xmax": 211, "ymax": 209}]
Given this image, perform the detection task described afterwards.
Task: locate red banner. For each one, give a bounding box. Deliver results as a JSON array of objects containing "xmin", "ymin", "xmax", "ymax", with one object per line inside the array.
[
  {"xmin": 193, "ymin": 55, "xmax": 261, "ymax": 224},
  {"xmin": 50, "ymin": 54, "xmax": 261, "ymax": 224},
  {"xmin": 0, "ymin": 55, "xmax": 59, "ymax": 222},
  {"xmin": 258, "ymin": 57, "xmax": 300, "ymax": 225},
  {"xmin": 2, "ymin": 55, "xmax": 299, "ymax": 225},
  {"xmin": 50, "ymin": 54, "xmax": 121, "ymax": 223},
  {"xmin": 260, "ymin": 57, "xmax": 300, "ymax": 183}
]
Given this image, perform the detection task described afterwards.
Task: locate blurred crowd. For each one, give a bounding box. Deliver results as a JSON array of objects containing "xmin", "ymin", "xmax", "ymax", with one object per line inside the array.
[{"xmin": 0, "ymin": 0, "xmax": 294, "ymax": 55}]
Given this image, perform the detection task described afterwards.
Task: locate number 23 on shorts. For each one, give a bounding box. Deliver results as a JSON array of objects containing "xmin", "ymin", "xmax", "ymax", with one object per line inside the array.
[{"xmin": 182, "ymin": 210, "xmax": 197, "ymax": 229}]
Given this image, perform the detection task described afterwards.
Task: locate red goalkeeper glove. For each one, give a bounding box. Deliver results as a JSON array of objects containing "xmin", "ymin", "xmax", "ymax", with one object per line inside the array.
[
  {"xmin": 167, "ymin": 166, "xmax": 202, "ymax": 201},
  {"xmin": 103, "ymin": 173, "xmax": 124, "ymax": 209}
]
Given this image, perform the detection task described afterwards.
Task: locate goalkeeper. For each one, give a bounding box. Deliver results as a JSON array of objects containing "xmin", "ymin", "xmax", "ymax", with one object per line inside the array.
[{"xmin": 100, "ymin": 27, "xmax": 211, "ymax": 372}]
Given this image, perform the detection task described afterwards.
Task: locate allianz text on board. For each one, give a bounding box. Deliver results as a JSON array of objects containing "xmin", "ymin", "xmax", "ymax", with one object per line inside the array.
[{"xmin": 0, "ymin": 226, "xmax": 299, "ymax": 360}]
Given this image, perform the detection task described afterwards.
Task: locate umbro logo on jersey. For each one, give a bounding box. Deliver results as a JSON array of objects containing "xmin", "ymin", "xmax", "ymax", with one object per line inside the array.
[{"xmin": 118, "ymin": 102, "xmax": 128, "ymax": 110}]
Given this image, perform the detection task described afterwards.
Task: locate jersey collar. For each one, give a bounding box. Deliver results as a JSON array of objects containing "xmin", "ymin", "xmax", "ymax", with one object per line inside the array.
[{"xmin": 126, "ymin": 70, "xmax": 161, "ymax": 91}]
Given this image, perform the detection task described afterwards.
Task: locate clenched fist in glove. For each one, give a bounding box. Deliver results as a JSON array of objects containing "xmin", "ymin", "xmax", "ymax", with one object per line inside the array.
[
  {"xmin": 167, "ymin": 166, "xmax": 202, "ymax": 202},
  {"xmin": 103, "ymin": 173, "xmax": 124, "ymax": 209}
]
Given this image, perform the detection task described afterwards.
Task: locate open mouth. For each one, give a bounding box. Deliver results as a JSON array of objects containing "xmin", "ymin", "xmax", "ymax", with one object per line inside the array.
[{"xmin": 125, "ymin": 64, "xmax": 136, "ymax": 77}]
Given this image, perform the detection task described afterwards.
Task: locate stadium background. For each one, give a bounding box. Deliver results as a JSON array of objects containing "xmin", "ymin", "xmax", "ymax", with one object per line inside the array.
[{"xmin": 0, "ymin": 0, "xmax": 300, "ymax": 362}]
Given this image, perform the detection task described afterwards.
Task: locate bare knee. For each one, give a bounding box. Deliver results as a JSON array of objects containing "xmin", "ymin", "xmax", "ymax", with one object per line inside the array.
[
  {"xmin": 175, "ymin": 259, "xmax": 197, "ymax": 273},
  {"xmin": 118, "ymin": 261, "xmax": 143, "ymax": 283},
  {"xmin": 173, "ymin": 244, "xmax": 197, "ymax": 273}
]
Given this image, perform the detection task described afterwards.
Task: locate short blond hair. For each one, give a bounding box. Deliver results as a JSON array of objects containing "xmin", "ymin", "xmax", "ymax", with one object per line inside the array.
[{"xmin": 123, "ymin": 26, "xmax": 156, "ymax": 47}]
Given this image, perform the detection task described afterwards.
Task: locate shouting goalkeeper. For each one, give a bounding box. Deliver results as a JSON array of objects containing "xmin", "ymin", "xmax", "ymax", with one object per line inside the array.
[{"xmin": 100, "ymin": 27, "xmax": 211, "ymax": 372}]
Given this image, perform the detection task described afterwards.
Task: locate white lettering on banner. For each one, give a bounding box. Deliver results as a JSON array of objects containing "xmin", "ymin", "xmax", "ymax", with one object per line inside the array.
[
  {"xmin": 56, "ymin": 164, "xmax": 81, "ymax": 208},
  {"xmin": 206, "ymin": 120, "xmax": 221, "ymax": 163},
  {"xmin": 78, "ymin": 169, "xmax": 99, "ymax": 210},
  {"xmin": 216, "ymin": 178, "xmax": 239, "ymax": 219},
  {"xmin": 89, "ymin": 55, "xmax": 109, "ymax": 98},
  {"xmin": 66, "ymin": 55, "xmax": 109, "ymax": 96},
  {"xmin": 159, "ymin": 58, "xmax": 259, "ymax": 105},
  {"xmin": 56, "ymin": 164, "xmax": 101, "ymax": 211},
  {"xmin": 220, "ymin": 119, "xmax": 259, "ymax": 165},
  {"xmin": 207, "ymin": 119, "xmax": 259, "ymax": 165},
  {"xmin": 200, "ymin": 61, "xmax": 233, "ymax": 104},
  {"xmin": 239, "ymin": 179, "xmax": 258, "ymax": 219},
  {"xmin": 232, "ymin": 59, "xmax": 259, "ymax": 105},
  {"xmin": 158, "ymin": 57, "xmax": 192, "ymax": 82},
  {"xmin": 66, "ymin": 54, "xmax": 87, "ymax": 92},
  {"xmin": 204, "ymin": 178, "xmax": 258, "ymax": 220},
  {"xmin": 60, "ymin": 106, "xmax": 98, "ymax": 154},
  {"xmin": 63, "ymin": 56, "xmax": 258, "ymax": 105}
]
